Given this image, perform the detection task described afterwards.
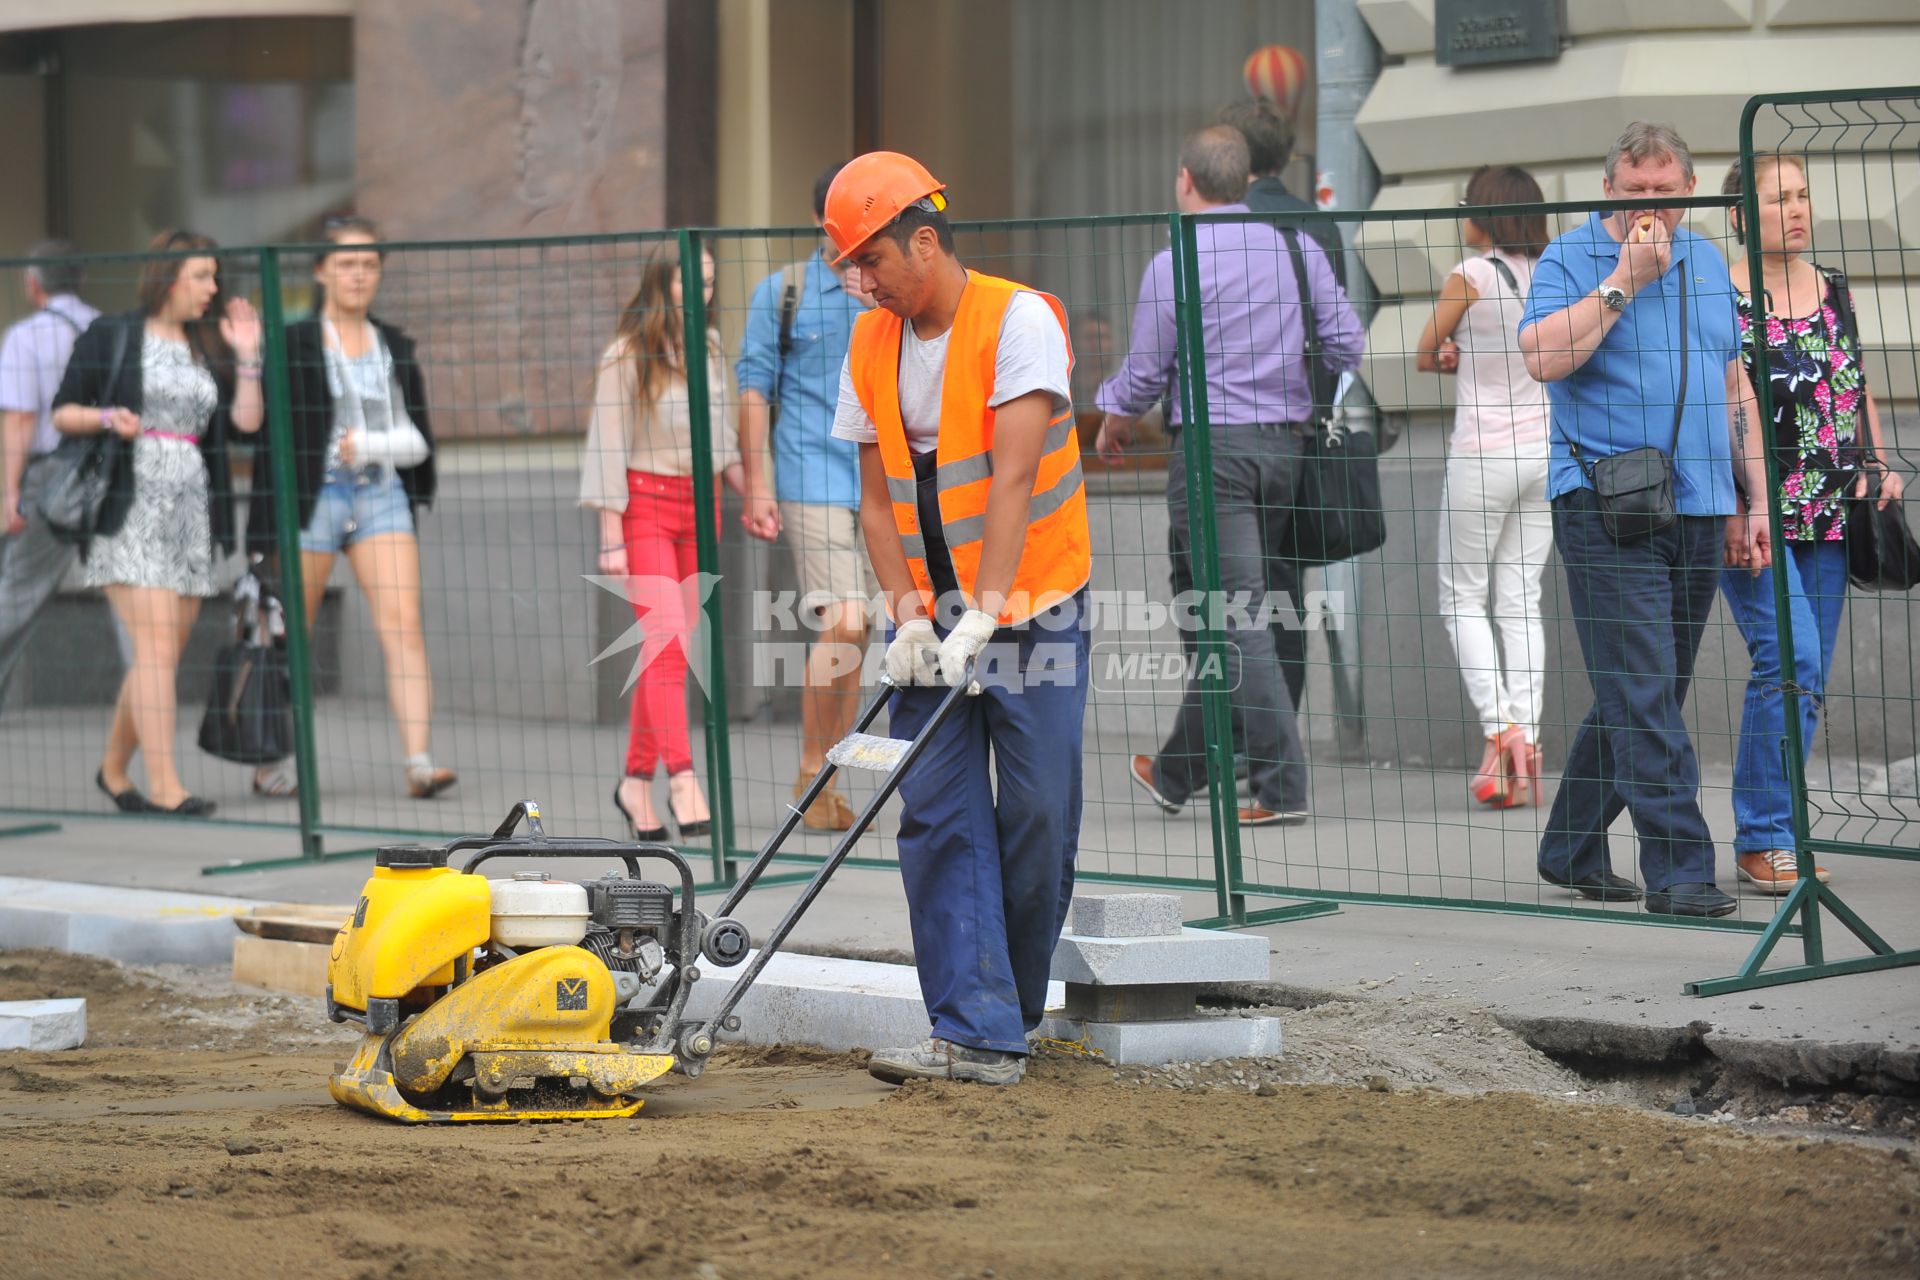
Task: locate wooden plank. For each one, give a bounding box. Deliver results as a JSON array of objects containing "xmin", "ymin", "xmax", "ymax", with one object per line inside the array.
[
  {"xmin": 231, "ymin": 933, "xmax": 332, "ymax": 998},
  {"xmin": 234, "ymin": 904, "xmax": 351, "ymax": 944}
]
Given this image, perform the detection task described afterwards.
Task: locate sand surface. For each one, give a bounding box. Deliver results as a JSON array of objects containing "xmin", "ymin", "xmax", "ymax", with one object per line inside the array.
[{"xmin": 1, "ymin": 950, "xmax": 1914, "ymax": 1279}]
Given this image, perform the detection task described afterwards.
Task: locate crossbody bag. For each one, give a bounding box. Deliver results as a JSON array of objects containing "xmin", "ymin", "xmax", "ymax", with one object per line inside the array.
[{"xmin": 1562, "ymin": 271, "xmax": 1689, "ymax": 543}]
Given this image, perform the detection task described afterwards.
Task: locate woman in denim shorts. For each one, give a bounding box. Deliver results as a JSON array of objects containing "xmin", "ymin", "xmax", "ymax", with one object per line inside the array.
[{"xmin": 246, "ymin": 215, "xmax": 454, "ymax": 800}]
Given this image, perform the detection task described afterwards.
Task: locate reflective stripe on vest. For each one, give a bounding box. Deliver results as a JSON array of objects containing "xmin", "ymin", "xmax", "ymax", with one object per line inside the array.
[{"xmin": 848, "ymin": 270, "xmax": 1091, "ymax": 625}]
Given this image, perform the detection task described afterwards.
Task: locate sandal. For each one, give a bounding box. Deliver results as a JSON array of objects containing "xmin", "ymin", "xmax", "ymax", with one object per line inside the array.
[{"xmin": 252, "ymin": 762, "xmax": 298, "ymax": 798}]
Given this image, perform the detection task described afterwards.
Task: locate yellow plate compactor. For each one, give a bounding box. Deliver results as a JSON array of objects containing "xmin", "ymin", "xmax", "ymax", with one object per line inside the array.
[{"xmin": 327, "ymin": 675, "xmax": 969, "ymax": 1123}]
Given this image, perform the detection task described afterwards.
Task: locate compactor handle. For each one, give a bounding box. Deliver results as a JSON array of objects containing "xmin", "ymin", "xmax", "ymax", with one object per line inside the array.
[{"xmin": 491, "ymin": 799, "xmax": 546, "ymax": 840}]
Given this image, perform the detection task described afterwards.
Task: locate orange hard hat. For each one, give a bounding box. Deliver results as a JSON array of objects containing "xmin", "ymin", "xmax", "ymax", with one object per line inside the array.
[{"xmin": 823, "ymin": 151, "xmax": 948, "ymax": 264}]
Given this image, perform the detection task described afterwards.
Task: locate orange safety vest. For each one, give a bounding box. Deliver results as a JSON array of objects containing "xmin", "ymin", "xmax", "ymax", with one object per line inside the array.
[{"xmin": 847, "ymin": 270, "xmax": 1090, "ymax": 626}]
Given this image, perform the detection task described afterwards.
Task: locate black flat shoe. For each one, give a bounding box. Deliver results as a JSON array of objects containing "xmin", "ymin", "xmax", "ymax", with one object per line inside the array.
[
  {"xmin": 1538, "ymin": 865, "xmax": 1642, "ymax": 902},
  {"xmin": 613, "ymin": 780, "xmax": 668, "ymax": 842},
  {"xmin": 95, "ymin": 768, "xmax": 149, "ymax": 813},
  {"xmin": 151, "ymin": 795, "xmax": 217, "ymax": 817},
  {"xmin": 1645, "ymin": 882, "xmax": 1737, "ymax": 918}
]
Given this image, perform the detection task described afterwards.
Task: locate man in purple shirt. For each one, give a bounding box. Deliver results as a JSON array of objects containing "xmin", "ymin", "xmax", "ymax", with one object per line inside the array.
[
  {"xmin": 1097, "ymin": 125, "xmax": 1362, "ymax": 825},
  {"xmin": 0, "ymin": 241, "xmax": 101, "ymax": 713}
]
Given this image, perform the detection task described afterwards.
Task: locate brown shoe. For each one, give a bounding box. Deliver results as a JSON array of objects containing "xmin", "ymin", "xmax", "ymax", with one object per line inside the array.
[
  {"xmin": 1240, "ymin": 806, "xmax": 1309, "ymax": 827},
  {"xmin": 1736, "ymin": 849, "xmax": 1830, "ymax": 894},
  {"xmin": 1130, "ymin": 755, "xmax": 1180, "ymax": 814},
  {"xmin": 795, "ymin": 772, "xmax": 855, "ymax": 831},
  {"xmin": 407, "ymin": 765, "xmax": 458, "ymax": 799}
]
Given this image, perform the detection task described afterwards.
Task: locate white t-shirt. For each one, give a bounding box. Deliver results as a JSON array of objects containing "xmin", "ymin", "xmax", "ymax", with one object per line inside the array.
[
  {"xmin": 1447, "ymin": 250, "xmax": 1551, "ymax": 454},
  {"xmin": 831, "ymin": 291, "xmax": 1072, "ymax": 454}
]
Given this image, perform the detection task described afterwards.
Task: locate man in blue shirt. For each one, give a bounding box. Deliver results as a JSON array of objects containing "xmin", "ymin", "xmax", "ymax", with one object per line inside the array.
[
  {"xmin": 737, "ymin": 162, "xmax": 872, "ymax": 831},
  {"xmin": 1519, "ymin": 123, "xmax": 1773, "ymax": 919}
]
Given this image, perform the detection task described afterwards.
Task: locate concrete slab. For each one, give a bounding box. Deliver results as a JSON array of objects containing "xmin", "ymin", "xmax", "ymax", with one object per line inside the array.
[
  {"xmin": 1037, "ymin": 1012, "xmax": 1283, "ymax": 1065},
  {"xmin": 0, "ymin": 876, "xmax": 252, "ymax": 967},
  {"xmin": 1071, "ymin": 893, "xmax": 1183, "ymax": 938},
  {"xmin": 0, "ymin": 998, "xmax": 86, "ymax": 1050},
  {"xmin": 1051, "ymin": 928, "xmax": 1271, "ymax": 986},
  {"xmin": 681, "ymin": 948, "xmax": 1066, "ymax": 1055}
]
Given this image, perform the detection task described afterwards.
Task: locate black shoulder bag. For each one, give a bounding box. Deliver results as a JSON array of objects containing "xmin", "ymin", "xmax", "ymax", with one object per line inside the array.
[
  {"xmin": 35, "ymin": 320, "xmax": 130, "ymax": 548},
  {"xmin": 1820, "ymin": 264, "xmax": 1920, "ymax": 591},
  {"xmin": 1567, "ymin": 273, "xmax": 1688, "ymax": 543},
  {"xmin": 198, "ymin": 562, "xmax": 294, "ymax": 765},
  {"xmin": 1280, "ymin": 228, "xmax": 1386, "ymax": 566}
]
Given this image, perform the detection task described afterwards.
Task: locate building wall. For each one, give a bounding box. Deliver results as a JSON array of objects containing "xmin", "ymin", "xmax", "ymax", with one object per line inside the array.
[{"xmin": 1352, "ymin": 0, "xmax": 1920, "ymax": 418}]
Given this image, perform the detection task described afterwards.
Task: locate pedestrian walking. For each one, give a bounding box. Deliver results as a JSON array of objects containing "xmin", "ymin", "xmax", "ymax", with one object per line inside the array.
[
  {"xmin": 736, "ymin": 162, "xmax": 874, "ymax": 831},
  {"xmin": 50, "ymin": 229, "xmax": 265, "ymax": 815},
  {"xmin": 1415, "ymin": 165, "xmax": 1554, "ymax": 808},
  {"xmin": 244, "ymin": 214, "xmax": 453, "ymax": 800},
  {"xmin": 583, "ymin": 239, "xmax": 743, "ymax": 842},
  {"xmin": 0, "ymin": 241, "xmax": 103, "ymax": 712},
  {"xmin": 1097, "ymin": 125, "xmax": 1363, "ymax": 827}
]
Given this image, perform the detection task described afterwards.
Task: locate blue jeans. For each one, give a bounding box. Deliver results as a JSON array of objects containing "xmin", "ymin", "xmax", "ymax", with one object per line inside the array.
[
  {"xmin": 886, "ymin": 592, "xmax": 1089, "ymax": 1054},
  {"xmin": 299, "ymin": 465, "xmax": 414, "ymax": 554},
  {"xmin": 1538, "ymin": 489, "xmax": 1723, "ymax": 892},
  {"xmin": 1719, "ymin": 540, "xmax": 1847, "ymax": 853}
]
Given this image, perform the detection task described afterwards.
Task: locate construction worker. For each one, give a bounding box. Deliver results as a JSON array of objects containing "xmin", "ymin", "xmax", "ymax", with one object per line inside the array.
[{"xmin": 824, "ymin": 152, "xmax": 1089, "ymax": 1086}]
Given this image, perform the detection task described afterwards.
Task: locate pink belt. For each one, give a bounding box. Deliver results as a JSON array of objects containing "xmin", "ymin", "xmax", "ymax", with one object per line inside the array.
[{"xmin": 145, "ymin": 430, "xmax": 201, "ymax": 444}]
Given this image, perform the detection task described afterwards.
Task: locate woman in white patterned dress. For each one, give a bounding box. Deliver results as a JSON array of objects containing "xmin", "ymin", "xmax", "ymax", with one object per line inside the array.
[{"xmin": 51, "ymin": 230, "xmax": 263, "ymax": 815}]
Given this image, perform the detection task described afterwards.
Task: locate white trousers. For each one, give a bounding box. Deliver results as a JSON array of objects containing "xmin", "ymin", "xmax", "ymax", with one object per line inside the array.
[{"xmin": 1436, "ymin": 448, "xmax": 1553, "ymax": 740}]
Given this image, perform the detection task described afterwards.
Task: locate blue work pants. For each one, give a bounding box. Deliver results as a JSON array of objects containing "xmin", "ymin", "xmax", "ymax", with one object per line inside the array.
[{"xmin": 886, "ymin": 592, "xmax": 1089, "ymax": 1055}]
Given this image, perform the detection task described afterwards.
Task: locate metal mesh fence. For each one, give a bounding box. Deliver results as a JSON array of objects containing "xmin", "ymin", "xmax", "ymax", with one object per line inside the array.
[{"xmin": 0, "ymin": 95, "xmax": 1913, "ymax": 992}]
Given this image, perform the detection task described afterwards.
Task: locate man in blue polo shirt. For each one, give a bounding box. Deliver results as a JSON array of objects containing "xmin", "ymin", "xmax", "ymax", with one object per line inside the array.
[
  {"xmin": 737, "ymin": 162, "xmax": 873, "ymax": 831},
  {"xmin": 1519, "ymin": 122, "xmax": 1773, "ymax": 919}
]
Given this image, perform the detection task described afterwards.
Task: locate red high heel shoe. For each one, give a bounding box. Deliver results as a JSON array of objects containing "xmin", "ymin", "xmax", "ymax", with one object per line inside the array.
[
  {"xmin": 1470, "ymin": 734, "xmax": 1509, "ymax": 807},
  {"xmin": 1498, "ymin": 724, "xmax": 1541, "ymax": 808}
]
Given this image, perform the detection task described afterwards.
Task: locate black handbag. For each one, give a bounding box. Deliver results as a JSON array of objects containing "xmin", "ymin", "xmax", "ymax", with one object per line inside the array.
[
  {"xmin": 1280, "ymin": 229, "xmax": 1387, "ymax": 566},
  {"xmin": 198, "ymin": 569, "xmax": 294, "ymax": 765},
  {"xmin": 34, "ymin": 322, "xmax": 129, "ymax": 547},
  {"xmin": 1568, "ymin": 273, "xmax": 1688, "ymax": 544},
  {"xmin": 1845, "ymin": 472, "xmax": 1920, "ymax": 591}
]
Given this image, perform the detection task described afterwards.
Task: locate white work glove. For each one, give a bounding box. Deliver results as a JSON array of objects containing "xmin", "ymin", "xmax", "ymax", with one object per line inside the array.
[
  {"xmin": 938, "ymin": 609, "xmax": 999, "ymax": 695},
  {"xmin": 884, "ymin": 618, "xmax": 941, "ymax": 687}
]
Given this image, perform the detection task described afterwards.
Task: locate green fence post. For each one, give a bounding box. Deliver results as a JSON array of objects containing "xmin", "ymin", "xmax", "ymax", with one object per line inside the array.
[
  {"xmin": 258, "ymin": 246, "xmax": 323, "ymax": 859},
  {"xmin": 678, "ymin": 228, "xmax": 737, "ymax": 884},
  {"xmin": 1170, "ymin": 212, "xmax": 1246, "ymax": 925}
]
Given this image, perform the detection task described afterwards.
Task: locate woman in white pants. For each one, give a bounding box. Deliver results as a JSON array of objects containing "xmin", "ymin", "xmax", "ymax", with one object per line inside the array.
[{"xmin": 1416, "ymin": 165, "xmax": 1554, "ymax": 808}]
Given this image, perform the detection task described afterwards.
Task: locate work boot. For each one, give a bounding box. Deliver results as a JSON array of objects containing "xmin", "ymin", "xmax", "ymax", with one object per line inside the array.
[
  {"xmin": 868, "ymin": 1038, "xmax": 1025, "ymax": 1086},
  {"xmin": 794, "ymin": 771, "xmax": 855, "ymax": 831}
]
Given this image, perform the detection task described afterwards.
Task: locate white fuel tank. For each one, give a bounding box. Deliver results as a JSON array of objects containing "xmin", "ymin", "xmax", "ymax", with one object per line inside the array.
[{"xmin": 487, "ymin": 874, "xmax": 590, "ymax": 948}]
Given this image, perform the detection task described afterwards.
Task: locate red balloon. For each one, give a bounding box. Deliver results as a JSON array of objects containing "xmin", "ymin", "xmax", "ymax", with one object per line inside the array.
[{"xmin": 1243, "ymin": 44, "xmax": 1309, "ymax": 119}]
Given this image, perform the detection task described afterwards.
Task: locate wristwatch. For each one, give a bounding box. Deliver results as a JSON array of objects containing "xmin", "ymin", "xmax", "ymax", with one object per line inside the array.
[{"xmin": 1597, "ymin": 283, "xmax": 1628, "ymax": 312}]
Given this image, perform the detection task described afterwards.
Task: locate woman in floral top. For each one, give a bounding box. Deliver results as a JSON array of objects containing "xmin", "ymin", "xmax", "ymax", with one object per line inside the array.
[{"xmin": 1720, "ymin": 154, "xmax": 1904, "ymax": 894}]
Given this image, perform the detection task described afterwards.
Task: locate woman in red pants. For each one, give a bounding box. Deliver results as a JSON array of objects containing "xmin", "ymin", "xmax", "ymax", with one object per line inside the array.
[{"xmin": 581, "ymin": 241, "xmax": 742, "ymax": 839}]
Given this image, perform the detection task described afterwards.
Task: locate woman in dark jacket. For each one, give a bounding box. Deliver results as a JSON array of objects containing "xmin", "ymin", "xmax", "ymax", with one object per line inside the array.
[
  {"xmin": 51, "ymin": 228, "xmax": 263, "ymax": 815},
  {"xmin": 245, "ymin": 215, "xmax": 452, "ymax": 799}
]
